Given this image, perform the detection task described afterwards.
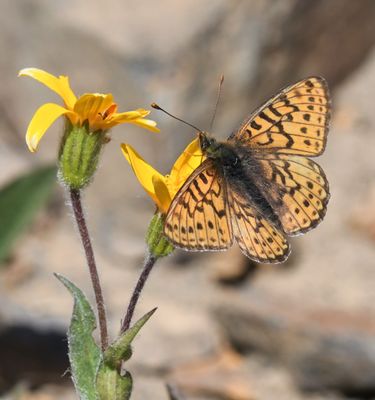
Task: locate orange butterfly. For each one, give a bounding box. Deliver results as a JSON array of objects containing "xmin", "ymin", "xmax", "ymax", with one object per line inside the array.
[{"xmin": 164, "ymin": 77, "xmax": 331, "ymax": 263}]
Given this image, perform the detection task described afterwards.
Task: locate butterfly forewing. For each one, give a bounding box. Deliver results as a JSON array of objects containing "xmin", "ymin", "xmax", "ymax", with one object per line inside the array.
[
  {"xmin": 227, "ymin": 185, "xmax": 290, "ymax": 263},
  {"xmin": 229, "ymin": 77, "xmax": 330, "ymax": 156},
  {"xmin": 253, "ymin": 154, "xmax": 329, "ymax": 235},
  {"xmin": 164, "ymin": 159, "xmax": 233, "ymax": 250}
]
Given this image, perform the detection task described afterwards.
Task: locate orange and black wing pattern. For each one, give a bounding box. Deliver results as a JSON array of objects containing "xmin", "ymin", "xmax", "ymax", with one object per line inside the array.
[
  {"xmin": 229, "ymin": 77, "xmax": 330, "ymax": 156},
  {"xmin": 227, "ymin": 182, "xmax": 290, "ymax": 263},
  {"xmin": 164, "ymin": 159, "xmax": 233, "ymax": 250},
  {"xmin": 253, "ymin": 153, "xmax": 330, "ymax": 235}
]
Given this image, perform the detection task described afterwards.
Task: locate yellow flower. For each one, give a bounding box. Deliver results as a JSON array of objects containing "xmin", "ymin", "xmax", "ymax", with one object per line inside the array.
[
  {"xmin": 19, "ymin": 68, "xmax": 159, "ymax": 152},
  {"xmin": 121, "ymin": 138, "xmax": 205, "ymax": 213}
]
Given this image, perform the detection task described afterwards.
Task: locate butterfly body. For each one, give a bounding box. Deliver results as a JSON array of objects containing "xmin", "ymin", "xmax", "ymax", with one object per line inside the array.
[
  {"xmin": 164, "ymin": 77, "xmax": 331, "ymax": 263},
  {"xmin": 199, "ymin": 132, "xmax": 283, "ymax": 232}
]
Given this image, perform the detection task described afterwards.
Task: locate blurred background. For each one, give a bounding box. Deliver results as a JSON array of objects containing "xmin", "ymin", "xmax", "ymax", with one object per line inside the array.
[{"xmin": 1, "ymin": 0, "xmax": 375, "ymax": 399}]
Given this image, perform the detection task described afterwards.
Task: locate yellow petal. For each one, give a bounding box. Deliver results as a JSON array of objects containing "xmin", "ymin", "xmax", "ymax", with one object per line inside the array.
[
  {"xmin": 108, "ymin": 112, "xmax": 159, "ymax": 131},
  {"xmin": 152, "ymin": 175, "xmax": 172, "ymax": 213},
  {"xmin": 74, "ymin": 93, "xmax": 114, "ymax": 123},
  {"xmin": 134, "ymin": 108, "xmax": 151, "ymax": 118},
  {"xmin": 120, "ymin": 143, "xmax": 166, "ymax": 205},
  {"xmin": 127, "ymin": 118, "xmax": 160, "ymax": 132},
  {"xmin": 115, "ymin": 108, "xmax": 150, "ymax": 120},
  {"xmin": 19, "ymin": 68, "xmax": 77, "ymax": 109},
  {"xmin": 169, "ymin": 138, "xmax": 204, "ymax": 194},
  {"xmin": 110, "ymin": 110, "xmax": 150, "ymax": 123},
  {"xmin": 25, "ymin": 103, "xmax": 70, "ymax": 152}
]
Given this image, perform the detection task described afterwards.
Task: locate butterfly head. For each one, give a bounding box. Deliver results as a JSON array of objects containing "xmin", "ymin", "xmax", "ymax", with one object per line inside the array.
[
  {"xmin": 199, "ymin": 131, "xmax": 239, "ymax": 167},
  {"xmin": 198, "ymin": 131, "xmax": 220, "ymax": 155}
]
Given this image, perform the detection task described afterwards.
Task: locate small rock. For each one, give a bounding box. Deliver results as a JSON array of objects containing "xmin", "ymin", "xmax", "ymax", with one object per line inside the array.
[
  {"xmin": 169, "ymin": 347, "xmax": 255, "ymax": 400},
  {"xmin": 214, "ymin": 291, "xmax": 375, "ymax": 396}
]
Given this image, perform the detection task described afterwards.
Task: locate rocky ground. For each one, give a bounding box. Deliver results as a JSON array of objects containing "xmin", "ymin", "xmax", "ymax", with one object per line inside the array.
[{"xmin": 1, "ymin": 1, "xmax": 375, "ymax": 399}]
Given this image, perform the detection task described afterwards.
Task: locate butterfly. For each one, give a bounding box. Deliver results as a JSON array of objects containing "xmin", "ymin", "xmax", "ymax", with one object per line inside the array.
[{"xmin": 164, "ymin": 77, "xmax": 331, "ymax": 263}]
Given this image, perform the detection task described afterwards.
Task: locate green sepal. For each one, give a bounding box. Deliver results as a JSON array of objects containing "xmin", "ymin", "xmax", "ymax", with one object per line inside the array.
[
  {"xmin": 55, "ymin": 273, "xmax": 101, "ymax": 400},
  {"xmin": 146, "ymin": 212, "xmax": 174, "ymax": 258},
  {"xmin": 106, "ymin": 308, "xmax": 156, "ymax": 367},
  {"xmin": 58, "ymin": 121, "xmax": 107, "ymax": 190},
  {"xmin": 0, "ymin": 165, "xmax": 56, "ymax": 263},
  {"xmin": 96, "ymin": 308, "xmax": 156, "ymax": 400}
]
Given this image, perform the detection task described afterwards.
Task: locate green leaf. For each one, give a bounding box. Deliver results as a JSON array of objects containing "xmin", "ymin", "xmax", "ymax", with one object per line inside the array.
[
  {"xmin": 55, "ymin": 274, "xmax": 101, "ymax": 400},
  {"xmin": 0, "ymin": 165, "xmax": 57, "ymax": 263},
  {"xmin": 104, "ymin": 308, "xmax": 156, "ymax": 368},
  {"xmin": 96, "ymin": 309, "xmax": 156, "ymax": 400}
]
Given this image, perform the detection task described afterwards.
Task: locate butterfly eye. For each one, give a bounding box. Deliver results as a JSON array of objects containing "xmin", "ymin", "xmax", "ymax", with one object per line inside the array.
[{"xmin": 199, "ymin": 132, "xmax": 210, "ymax": 151}]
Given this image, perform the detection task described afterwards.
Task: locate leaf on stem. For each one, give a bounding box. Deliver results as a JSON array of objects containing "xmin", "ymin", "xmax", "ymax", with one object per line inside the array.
[
  {"xmin": 55, "ymin": 273, "xmax": 101, "ymax": 400},
  {"xmin": 96, "ymin": 308, "xmax": 156, "ymax": 400},
  {"xmin": 105, "ymin": 307, "xmax": 156, "ymax": 368}
]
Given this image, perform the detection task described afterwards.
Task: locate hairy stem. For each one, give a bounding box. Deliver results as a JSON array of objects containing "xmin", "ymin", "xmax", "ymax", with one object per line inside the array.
[
  {"xmin": 70, "ymin": 188, "xmax": 109, "ymax": 351},
  {"xmin": 121, "ymin": 253, "xmax": 157, "ymax": 333}
]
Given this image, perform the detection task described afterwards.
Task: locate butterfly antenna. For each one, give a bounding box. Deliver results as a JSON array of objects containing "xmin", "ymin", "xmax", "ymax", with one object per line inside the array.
[
  {"xmin": 151, "ymin": 103, "xmax": 203, "ymax": 132},
  {"xmin": 209, "ymin": 74, "xmax": 224, "ymax": 132}
]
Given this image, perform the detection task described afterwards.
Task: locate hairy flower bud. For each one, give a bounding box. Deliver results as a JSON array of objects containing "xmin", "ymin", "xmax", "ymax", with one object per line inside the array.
[
  {"xmin": 58, "ymin": 122, "xmax": 107, "ymax": 189},
  {"xmin": 146, "ymin": 212, "xmax": 174, "ymax": 258}
]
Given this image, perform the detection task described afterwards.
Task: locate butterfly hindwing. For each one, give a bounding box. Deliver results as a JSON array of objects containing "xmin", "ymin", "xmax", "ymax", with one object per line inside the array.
[
  {"xmin": 253, "ymin": 153, "xmax": 330, "ymax": 235},
  {"xmin": 227, "ymin": 184, "xmax": 290, "ymax": 263},
  {"xmin": 164, "ymin": 159, "xmax": 233, "ymax": 250},
  {"xmin": 229, "ymin": 77, "xmax": 330, "ymax": 156}
]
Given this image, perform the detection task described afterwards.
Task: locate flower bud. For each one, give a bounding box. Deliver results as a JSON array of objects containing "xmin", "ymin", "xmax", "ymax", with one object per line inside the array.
[
  {"xmin": 96, "ymin": 364, "xmax": 132, "ymax": 400},
  {"xmin": 58, "ymin": 121, "xmax": 107, "ymax": 189},
  {"xmin": 146, "ymin": 212, "xmax": 174, "ymax": 258}
]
